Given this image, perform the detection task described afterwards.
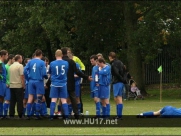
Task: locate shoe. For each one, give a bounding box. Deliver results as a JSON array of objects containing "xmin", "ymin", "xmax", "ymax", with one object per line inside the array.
[
  {"xmin": 57, "ymin": 112, "xmax": 62, "ymax": 116},
  {"xmin": 54, "ymin": 112, "xmax": 57, "ymax": 116},
  {"xmin": 34, "ymin": 116, "xmax": 41, "ymax": 120},
  {"xmin": 0, "ymin": 117, "xmax": 4, "ymax": 120},
  {"xmin": 4, "ymin": 116, "xmax": 10, "ymax": 119},
  {"xmin": 136, "ymin": 114, "xmax": 144, "ymax": 118},
  {"xmin": 80, "ymin": 113, "xmax": 84, "ymax": 116},
  {"xmin": 113, "ymin": 116, "xmax": 122, "ymax": 120},
  {"xmin": 40, "ymin": 114, "xmax": 49, "ymax": 118},
  {"xmin": 92, "ymin": 115, "xmax": 98, "ymax": 119},
  {"xmin": 49, "ymin": 118, "xmax": 53, "ymax": 121},
  {"xmin": 9, "ymin": 116, "xmax": 15, "ymax": 120},
  {"xmin": 74, "ymin": 114, "xmax": 80, "ymax": 119},
  {"xmin": 92, "ymin": 115, "xmax": 102, "ymax": 119}
]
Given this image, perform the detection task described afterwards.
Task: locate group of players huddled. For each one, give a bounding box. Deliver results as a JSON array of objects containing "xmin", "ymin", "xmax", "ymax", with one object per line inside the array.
[
  {"xmin": 0, "ymin": 47, "xmax": 127, "ymax": 120},
  {"xmin": 1, "ymin": 47, "xmax": 179, "ymax": 120}
]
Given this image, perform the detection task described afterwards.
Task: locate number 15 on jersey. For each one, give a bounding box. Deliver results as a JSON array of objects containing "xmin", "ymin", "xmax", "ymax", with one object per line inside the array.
[{"xmin": 55, "ymin": 65, "xmax": 65, "ymax": 75}]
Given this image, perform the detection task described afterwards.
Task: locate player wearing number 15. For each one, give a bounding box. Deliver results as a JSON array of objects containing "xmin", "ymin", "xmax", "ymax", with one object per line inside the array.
[
  {"xmin": 25, "ymin": 49, "xmax": 48, "ymax": 119},
  {"xmin": 49, "ymin": 49, "xmax": 69, "ymax": 120}
]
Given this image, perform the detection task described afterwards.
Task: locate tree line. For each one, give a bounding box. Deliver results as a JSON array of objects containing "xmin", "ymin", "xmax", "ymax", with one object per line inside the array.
[{"xmin": 0, "ymin": 1, "xmax": 181, "ymax": 94}]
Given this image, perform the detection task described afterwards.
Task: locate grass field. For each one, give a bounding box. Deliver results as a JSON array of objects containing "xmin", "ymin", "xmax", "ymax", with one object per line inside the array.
[{"xmin": 1, "ymin": 88, "xmax": 181, "ymax": 135}]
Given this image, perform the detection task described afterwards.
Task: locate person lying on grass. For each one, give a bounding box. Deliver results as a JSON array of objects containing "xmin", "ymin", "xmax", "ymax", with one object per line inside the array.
[{"xmin": 138, "ymin": 106, "xmax": 181, "ymax": 118}]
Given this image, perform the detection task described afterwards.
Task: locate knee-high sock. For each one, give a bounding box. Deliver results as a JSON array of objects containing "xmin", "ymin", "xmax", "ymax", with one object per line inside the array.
[
  {"xmin": 68, "ymin": 104, "xmax": 72, "ymax": 115},
  {"xmin": 31, "ymin": 103, "xmax": 36, "ymax": 116},
  {"xmin": 117, "ymin": 104, "xmax": 123, "ymax": 118},
  {"xmin": 41, "ymin": 102, "xmax": 47, "ymax": 115},
  {"xmin": 23, "ymin": 107, "xmax": 26, "ymax": 116},
  {"xmin": 143, "ymin": 111, "xmax": 154, "ymax": 116},
  {"xmin": 77, "ymin": 103, "xmax": 81, "ymax": 114},
  {"xmin": 62, "ymin": 103, "xmax": 69, "ymax": 118},
  {"xmin": 50, "ymin": 102, "xmax": 56, "ymax": 118},
  {"xmin": 100, "ymin": 104, "xmax": 103, "ymax": 115},
  {"xmin": 36, "ymin": 96, "xmax": 43, "ymax": 117},
  {"xmin": 96, "ymin": 102, "xmax": 101, "ymax": 116},
  {"xmin": 0, "ymin": 102, "xmax": 3, "ymax": 117},
  {"xmin": 116, "ymin": 104, "xmax": 118, "ymax": 116},
  {"xmin": 3, "ymin": 103, "xmax": 9, "ymax": 117},
  {"xmin": 102, "ymin": 106, "xmax": 107, "ymax": 118},
  {"xmin": 57, "ymin": 105, "xmax": 61, "ymax": 112},
  {"xmin": 106, "ymin": 104, "xmax": 110, "ymax": 117},
  {"xmin": 26, "ymin": 103, "xmax": 32, "ymax": 117}
]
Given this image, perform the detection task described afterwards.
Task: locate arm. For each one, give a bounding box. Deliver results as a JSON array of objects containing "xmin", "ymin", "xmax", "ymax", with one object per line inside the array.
[
  {"xmin": 20, "ymin": 65, "xmax": 25, "ymax": 89},
  {"xmin": 5, "ymin": 65, "xmax": 10, "ymax": 86},
  {"xmin": 23, "ymin": 67, "xmax": 29, "ymax": 82},
  {"xmin": 42, "ymin": 62, "xmax": 48, "ymax": 79},
  {"xmin": 73, "ymin": 56, "xmax": 85, "ymax": 71},
  {"xmin": 112, "ymin": 64, "xmax": 124, "ymax": 82},
  {"xmin": 73, "ymin": 60, "xmax": 88, "ymax": 80},
  {"xmin": 20, "ymin": 75, "xmax": 25, "ymax": 89},
  {"xmin": 99, "ymin": 66, "xmax": 110, "ymax": 75},
  {"xmin": 90, "ymin": 67, "xmax": 97, "ymax": 91}
]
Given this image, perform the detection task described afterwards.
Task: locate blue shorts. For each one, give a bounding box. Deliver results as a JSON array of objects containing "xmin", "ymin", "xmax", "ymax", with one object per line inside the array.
[
  {"xmin": 75, "ymin": 84, "xmax": 80, "ymax": 97},
  {"xmin": 98, "ymin": 85, "xmax": 109, "ymax": 99},
  {"xmin": 4, "ymin": 87, "xmax": 11, "ymax": 101},
  {"xmin": 24, "ymin": 84, "xmax": 29, "ymax": 99},
  {"xmin": 108, "ymin": 85, "xmax": 111, "ymax": 99},
  {"xmin": 113, "ymin": 82, "xmax": 124, "ymax": 97},
  {"xmin": 91, "ymin": 88, "xmax": 99, "ymax": 98},
  {"xmin": 0, "ymin": 82, "xmax": 6, "ymax": 97},
  {"xmin": 50, "ymin": 85, "xmax": 67, "ymax": 98},
  {"xmin": 28, "ymin": 81, "xmax": 45, "ymax": 95}
]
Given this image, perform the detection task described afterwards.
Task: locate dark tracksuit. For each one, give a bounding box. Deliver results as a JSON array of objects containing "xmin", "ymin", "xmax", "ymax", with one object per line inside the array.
[{"xmin": 62, "ymin": 56, "xmax": 88, "ymax": 118}]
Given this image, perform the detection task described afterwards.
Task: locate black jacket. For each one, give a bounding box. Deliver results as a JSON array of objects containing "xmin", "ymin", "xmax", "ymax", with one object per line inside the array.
[
  {"xmin": 62, "ymin": 56, "xmax": 88, "ymax": 91},
  {"xmin": 110, "ymin": 59, "xmax": 126, "ymax": 84}
]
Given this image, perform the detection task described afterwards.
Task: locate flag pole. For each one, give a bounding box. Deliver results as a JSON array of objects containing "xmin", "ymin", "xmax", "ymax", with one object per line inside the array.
[{"xmin": 160, "ymin": 71, "xmax": 162, "ymax": 102}]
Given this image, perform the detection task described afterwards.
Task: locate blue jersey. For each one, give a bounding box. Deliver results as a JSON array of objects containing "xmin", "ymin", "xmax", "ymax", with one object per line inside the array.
[
  {"xmin": 90, "ymin": 65, "xmax": 99, "ymax": 91},
  {"xmin": 161, "ymin": 106, "xmax": 181, "ymax": 117},
  {"xmin": 24, "ymin": 65, "xmax": 29, "ymax": 85},
  {"xmin": 75, "ymin": 63, "xmax": 81, "ymax": 85},
  {"xmin": 0, "ymin": 61, "xmax": 6, "ymax": 83},
  {"xmin": 26, "ymin": 58, "xmax": 47, "ymax": 81},
  {"xmin": 98, "ymin": 65, "xmax": 111, "ymax": 86},
  {"xmin": 49, "ymin": 60, "xmax": 69, "ymax": 87}
]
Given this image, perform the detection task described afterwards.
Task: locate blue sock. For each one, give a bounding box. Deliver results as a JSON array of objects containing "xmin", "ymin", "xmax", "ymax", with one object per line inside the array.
[
  {"xmin": 42, "ymin": 102, "xmax": 47, "ymax": 115},
  {"xmin": 62, "ymin": 103, "xmax": 69, "ymax": 119},
  {"xmin": 117, "ymin": 104, "xmax": 123, "ymax": 118},
  {"xmin": 23, "ymin": 108, "xmax": 26, "ymax": 116},
  {"xmin": 101, "ymin": 104, "xmax": 103, "ymax": 115},
  {"xmin": 3, "ymin": 103, "xmax": 9, "ymax": 117},
  {"xmin": 102, "ymin": 106, "xmax": 106, "ymax": 118},
  {"xmin": 31, "ymin": 103, "xmax": 36, "ymax": 116},
  {"xmin": 68, "ymin": 104, "xmax": 72, "ymax": 115},
  {"xmin": 143, "ymin": 111, "xmax": 154, "ymax": 116},
  {"xmin": 58, "ymin": 105, "xmax": 61, "ymax": 112},
  {"xmin": 106, "ymin": 104, "xmax": 110, "ymax": 117},
  {"xmin": 96, "ymin": 102, "xmax": 101, "ymax": 116},
  {"xmin": 36, "ymin": 96, "xmax": 43, "ymax": 117},
  {"xmin": 0, "ymin": 102, "xmax": 3, "ymax": 117},
  {"xmin": 116, "ymin": 105, "xmax": 118, "ymax": 116},
  {"xmin": 50, "ymin": 102, "xmax": 56, "ymax": 118},
  {"xmin": 77, "ymin": 103, "xmax": 81, "ymax": 114},
  {"xmin": 26, "ymin": 103, "xmax": 32, "ymax": 117},
  {"xmin": 36, "ymin": 103, "xmax": 41, "ymax": 117}
]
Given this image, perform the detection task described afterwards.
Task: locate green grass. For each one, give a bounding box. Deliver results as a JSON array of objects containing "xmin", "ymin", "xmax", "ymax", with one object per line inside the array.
[{"xmin": 1, "ymin": 89, "xmax": 181, "ymax": 135}]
